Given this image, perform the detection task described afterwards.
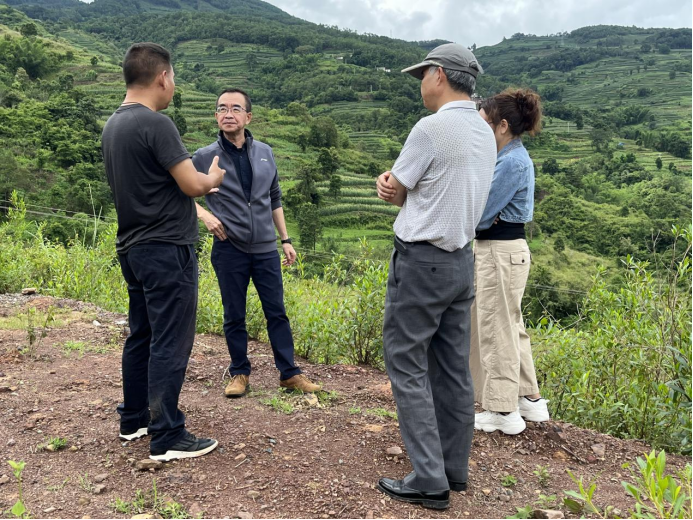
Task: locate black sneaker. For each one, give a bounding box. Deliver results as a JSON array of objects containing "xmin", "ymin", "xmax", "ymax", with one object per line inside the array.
[{"xmin": 149, "ymin": 431, "xmax": 218, "ymax": 462}]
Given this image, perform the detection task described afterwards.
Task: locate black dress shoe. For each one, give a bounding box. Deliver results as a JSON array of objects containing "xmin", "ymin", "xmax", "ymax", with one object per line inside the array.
[
  {"xmin": 377, "ymin": 477, "xmax": 450, "ymax": 510},
  {"xmin": 448, "ymin": 480, "xmax": 467, "ymax": 492}
]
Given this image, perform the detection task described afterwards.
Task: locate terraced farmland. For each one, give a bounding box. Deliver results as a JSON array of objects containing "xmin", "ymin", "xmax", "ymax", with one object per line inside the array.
[{"xmin": 175, "ymin": 40, "xmax": 282, "ymax": 88}]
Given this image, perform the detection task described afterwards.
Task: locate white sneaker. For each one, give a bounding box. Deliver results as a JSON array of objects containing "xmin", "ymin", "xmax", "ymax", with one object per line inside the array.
[
  {"xmin": 474, "ymin": 410, "xmax": 526, "ymax": 435},
  {"xmin": 518, "ymin": 397, "xmax": 550, "ymax": 422},
  {"xmin": 118, "ymin": 427, "xmax": 149, "ymax": 441}
]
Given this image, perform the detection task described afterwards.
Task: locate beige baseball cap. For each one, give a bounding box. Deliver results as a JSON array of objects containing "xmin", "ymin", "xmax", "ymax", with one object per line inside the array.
[{"xmin": 402, "ymin": 43, "xmax": 483, "ymax": 80}]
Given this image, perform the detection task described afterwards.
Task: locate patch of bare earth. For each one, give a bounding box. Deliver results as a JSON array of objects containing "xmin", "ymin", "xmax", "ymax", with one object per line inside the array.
[{"xmin": 0, "ymin": 294, "xmax": 687, "ymax": 519}]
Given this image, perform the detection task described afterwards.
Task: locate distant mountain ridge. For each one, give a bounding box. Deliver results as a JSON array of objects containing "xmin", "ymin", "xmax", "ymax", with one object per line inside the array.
[{"xmin": 3, "ymin": 0, "xmax": 293, "ymax": 20}]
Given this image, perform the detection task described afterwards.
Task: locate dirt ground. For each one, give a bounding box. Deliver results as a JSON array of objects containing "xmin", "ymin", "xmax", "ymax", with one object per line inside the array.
[{"xmin": 0, "ymin": 294, "xmax": 688, "ymax": 519}]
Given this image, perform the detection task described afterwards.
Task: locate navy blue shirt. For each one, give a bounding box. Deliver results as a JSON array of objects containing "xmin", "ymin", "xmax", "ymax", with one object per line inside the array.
[{"xmin": 221, "ymin": 134, "xmax": 253, "ymax": 202}]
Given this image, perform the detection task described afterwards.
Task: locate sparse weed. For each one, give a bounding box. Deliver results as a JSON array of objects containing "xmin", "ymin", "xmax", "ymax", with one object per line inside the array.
[
  {"xmin": 506, "ymin": 504, "xmax": 532, "ymax": 519},
  {"xmin": 501, "ymin": 475, "xmax": 518, "ymax": 487},
  {"xmin": 365, "ymin": 408, "xmax": 397, "ymax": 420},
  {"xmin": 348, "ymin": 407, "xmax": 361, "ymax": 415},
  {"xmin": 110, "ymin": 479, "xmax": 191, "ymax": 519},
  {"xmin": 47, "ymin": 437, "xmax": 67, "ymax": 451},
  {"xmin": 260, "ymin": 395, "xmax": 295, "ymax": 415},
  {"xmin": 62, "ymin": 340, "xmax": 110, "ymax": 357},
  {"xmin": 78, "ymin": 473, "xmax": 93, "ymax": 493},
  {"xmin": 22, "ymin": 306, "xmax": 54, "ymax": 358},
  {"xmin": 534, "ymin": 465, "xmax": 551, "ymax": 487},
  {"xmin": 316, "ymin": 390, "xmax": 339, "ymax": 405},
  {"xmin": 535, "ymin": 494, "xmax": 557, "ymax": 509}
]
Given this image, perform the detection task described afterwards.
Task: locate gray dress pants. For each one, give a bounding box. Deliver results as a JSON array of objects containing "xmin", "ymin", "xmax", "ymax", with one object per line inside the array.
[{"xmin": 383, "ymin": 236, "xmax": 475, "ymax": 492}]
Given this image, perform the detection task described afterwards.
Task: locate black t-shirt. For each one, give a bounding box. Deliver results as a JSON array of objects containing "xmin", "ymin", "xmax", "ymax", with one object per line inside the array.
[{"xmin": 101, "ymin": 103, "xmax": 197, "ymax": 253}]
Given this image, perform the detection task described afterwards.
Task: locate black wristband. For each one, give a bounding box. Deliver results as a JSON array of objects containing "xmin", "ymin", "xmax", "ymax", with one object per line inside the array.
[{"xmin": 281, "ymin": 238, "xmax": 292, "ymax": 244}]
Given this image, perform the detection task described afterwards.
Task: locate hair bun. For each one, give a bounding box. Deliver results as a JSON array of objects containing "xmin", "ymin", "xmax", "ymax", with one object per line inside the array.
[{"xmin": 516, "ymin": 93, "xmax": 529, "ymax": 113}]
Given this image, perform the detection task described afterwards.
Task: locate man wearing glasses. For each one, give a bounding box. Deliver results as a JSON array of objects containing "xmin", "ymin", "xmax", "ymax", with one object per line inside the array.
[{"xmin": 193, "ymin": 88, "xmax": 321, "ymax": 398}]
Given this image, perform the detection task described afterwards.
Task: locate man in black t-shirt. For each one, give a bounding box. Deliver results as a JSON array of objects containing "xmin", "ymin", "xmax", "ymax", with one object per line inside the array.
[{"xmin": 102, "ymin": 42, "xmax": 225, "ymax": 462}]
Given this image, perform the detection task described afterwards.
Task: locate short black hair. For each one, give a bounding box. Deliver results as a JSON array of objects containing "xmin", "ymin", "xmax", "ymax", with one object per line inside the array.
[
  {"xmin": 123, "ymin": 42, "xmax": 172, "ymax": 87},
  {"xmin": 216, "ymin": 88, "xmax": 252, "ymax": 112}
]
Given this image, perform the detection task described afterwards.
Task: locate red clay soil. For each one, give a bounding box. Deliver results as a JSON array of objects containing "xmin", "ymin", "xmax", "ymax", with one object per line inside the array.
[{"xmin": 0, "ymin": 294, "xmax": 688, "ymax": 519}]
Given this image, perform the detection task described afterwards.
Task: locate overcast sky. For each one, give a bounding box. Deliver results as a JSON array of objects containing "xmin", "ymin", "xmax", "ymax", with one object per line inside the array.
[{"xmin": 263, "ymin": 0, "xmax": 692, "ymax": 47}]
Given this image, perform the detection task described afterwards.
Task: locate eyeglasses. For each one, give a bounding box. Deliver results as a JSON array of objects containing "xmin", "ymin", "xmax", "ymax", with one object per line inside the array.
[{"xmin": 215, "ymin": 105, "xmax": 247, "ymax": 115}]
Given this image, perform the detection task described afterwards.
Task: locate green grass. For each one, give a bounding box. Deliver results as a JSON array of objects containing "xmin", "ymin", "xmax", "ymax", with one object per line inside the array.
[
  {"xmin": 61, "ymin": 340, "xmax": 113, "ymax": 357},
  {"xmin": 365, "ymin": 408, "xmax": 398, "ymax": 420},
  {"xmin": 45, "ymin": 437, "xmax": 67, "ymax": 451},
  {"xmin": 0, "ymin": 309, "xmax": 69, "ymax": 330},
  {"xmin": 260, "ymin": 395, "xmax": 295, "ymax": 414},
  {"xmin": 111, "ymin": 479, "xmax": 190, "ymax": 519},
  {"xmin": 501, "ymin": 475, "xmax": 518, "ymax": 487}
]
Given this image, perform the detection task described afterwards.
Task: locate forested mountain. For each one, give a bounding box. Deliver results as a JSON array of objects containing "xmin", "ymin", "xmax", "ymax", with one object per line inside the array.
[{"xmin": 0, "ymin": 0, "xmax": 690, "ymax": 321}]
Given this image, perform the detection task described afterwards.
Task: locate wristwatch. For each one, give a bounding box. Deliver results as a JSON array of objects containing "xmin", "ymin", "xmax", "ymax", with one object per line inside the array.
[{"xmin": 281, "ymin": 238, "xmax": 292, "ymax": 245}]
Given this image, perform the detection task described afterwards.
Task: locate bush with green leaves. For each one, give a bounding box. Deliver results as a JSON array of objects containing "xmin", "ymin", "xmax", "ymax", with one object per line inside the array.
[
  {"xmin": 2, "ymin": 196, "xmax": 691, "ymax": 453},
  {"xmin": 534, "ymin": 226, "xmax": 692, "ymax": 453},
  {"xmin": 1, "ymin": 197, "xmax": 387, "ymax": 368},
  {"xmin": 563, "ymin": 451, "xmax": 691, "ymax": 519}
]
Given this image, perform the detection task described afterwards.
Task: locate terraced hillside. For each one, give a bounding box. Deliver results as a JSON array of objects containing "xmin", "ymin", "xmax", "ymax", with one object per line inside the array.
[{"xmin": 0, "ymin": 1, "xmax": 690, "ymax": 311}]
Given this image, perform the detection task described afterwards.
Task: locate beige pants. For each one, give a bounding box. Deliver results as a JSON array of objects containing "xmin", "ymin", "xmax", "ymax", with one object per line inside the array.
[{"xmin": 470, "ymin": 239, "xmax": 539, "ymax": 412}]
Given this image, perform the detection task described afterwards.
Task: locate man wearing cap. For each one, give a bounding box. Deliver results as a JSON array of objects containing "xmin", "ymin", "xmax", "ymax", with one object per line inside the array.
[{"xmin": 374, "ymin": 43, "xmax": 496, "ymax": 509}]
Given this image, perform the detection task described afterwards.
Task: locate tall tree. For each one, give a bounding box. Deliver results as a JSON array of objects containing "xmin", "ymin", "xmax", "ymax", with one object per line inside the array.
[
  {"xmin": 328, "ymin": 174, "xmax": 342, "ymax": 199},
  {"xmin": 296, "ymin": 203, "xmax": 322, "ymax": 251}
]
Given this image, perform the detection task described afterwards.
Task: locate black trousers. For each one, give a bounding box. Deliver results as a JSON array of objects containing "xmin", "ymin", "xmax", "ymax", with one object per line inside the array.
[
  {"xmin": 117, "ymin": 243, "xmax": 198, "ymax": 452},
  {"xmin": 211, "ymin": 239, "xmax": 301, "ymax": 381}
]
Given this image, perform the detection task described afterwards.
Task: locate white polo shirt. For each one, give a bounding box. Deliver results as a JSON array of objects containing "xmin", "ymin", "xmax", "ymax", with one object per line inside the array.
[{"xmin": 391, "ymin": 100, "xmax": 496, "ymax": 252}]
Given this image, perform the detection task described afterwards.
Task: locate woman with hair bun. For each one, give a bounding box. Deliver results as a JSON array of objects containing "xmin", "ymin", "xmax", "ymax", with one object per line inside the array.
[{"xmin": 470, "ymin": 88, "xmax": 549, "ymax": 435}]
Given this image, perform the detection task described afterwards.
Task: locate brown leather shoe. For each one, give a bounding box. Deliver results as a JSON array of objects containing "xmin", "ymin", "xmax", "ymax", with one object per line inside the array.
[
  {"xmin": 279, "ymin": 374, "xmax": 321, "ymax": 393},
  {"xmin": 224, "ymin": 374, "xmax": 249, "ymax": 398}
]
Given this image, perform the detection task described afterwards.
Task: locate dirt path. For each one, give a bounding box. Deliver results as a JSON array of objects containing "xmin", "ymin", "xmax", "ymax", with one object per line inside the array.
[{"xmin": 0, "ymin": 294, "xmax": 687, "ymax": 519}]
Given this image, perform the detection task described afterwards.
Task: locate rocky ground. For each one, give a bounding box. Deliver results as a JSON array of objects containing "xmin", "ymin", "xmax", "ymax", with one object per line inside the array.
[{"xmin": 0, "ymin": 294, "xmax": 688, "ymax": 519}]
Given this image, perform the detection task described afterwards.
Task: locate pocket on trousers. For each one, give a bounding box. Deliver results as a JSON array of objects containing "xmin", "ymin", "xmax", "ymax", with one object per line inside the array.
[
  {"xmin": 177, "ymin": 245, "xmax": 195, "ymax": 275},
  {"xmin": 509, "ymin": 252, "xmax": 530, "ymax": 291},
  {"xmin": 390, "ymin": 250, "xmax": 400, "ymax": 286},
  {"xmin": 475, "ymin": 254, "xmax": 497, "ymax": 312}
]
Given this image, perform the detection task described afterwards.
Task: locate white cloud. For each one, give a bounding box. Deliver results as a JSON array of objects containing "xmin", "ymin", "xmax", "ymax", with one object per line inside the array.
[{"xmin": 264, "ymin": 0, "xmax": 692, "ymax": 47}]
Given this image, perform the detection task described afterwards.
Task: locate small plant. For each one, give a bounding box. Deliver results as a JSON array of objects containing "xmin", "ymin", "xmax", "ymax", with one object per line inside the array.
[
  {"xmin": 111, "ymin": 479, "xmax": 190, "ymax": 518},
  {"xmin": 112, "ymin": 497, "xmax": 131, "ymax": 515},
  {"xmin": 46, "ymin": 436, "xmax": 68, "ymax": 451},
  {"xmin": 535, "ymin": 494, "xmax": 557, "ymax": 509},
  {"xmin": 501, "ymin": 474, "xmax": 518, "ymax": 487},
  {"xmin": 47, "ymin": 477, "xmax": 70, "ymax": 491},
  {"xmin": 507, "ymin": 495, "xmax": 557, "ymax": 520},
  {"xmin": 260, "ymin": 395, "xmax": 294, "ymax": 415},
  {"xmin": 348, "ymin": 407, "xmax": 361, "ymax": 415},
  {"xmin": 534, "ymin": 465, "xmax": 551, "ymax": 487},
  {"xmin": 78, "ymin": 472, "xmax": 93, "ymax": 493},
  {"xmin": 622, "ymin": 450, "xmax": 692, "ymax": 519},
  {"xmin": 316, "ymin": 390, "xmax": 339, "ymax": 405},
  {"xmin": 22, "ymin": 307, "xmax": 54, "ymax": 358},
  {"xmin": 365, "ymin": 408, "xmax": 398, "ymax": 420},
  {"xmin": 7, "ymin": 460, "xmax": 28, "ymax": 519},
  {"xmin": 62, "ymin": 340, "xmax": 89, "ymax": 357},
  {"xmin": 563, "ymin": 470, "xmax": 619, "ymax": 519},
  {"xmin": 507, "ymin": 504, "xmax": 533, "ymax": 519},
  {"xmin": 62, "ymin": 340, "xmax": 111, "ymax": 357}
]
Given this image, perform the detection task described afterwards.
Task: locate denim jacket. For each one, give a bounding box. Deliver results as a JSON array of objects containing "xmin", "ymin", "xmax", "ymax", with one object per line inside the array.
[{"xmin": 476, "ymin": 139, "xmax": 534, "ymax": 232}]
